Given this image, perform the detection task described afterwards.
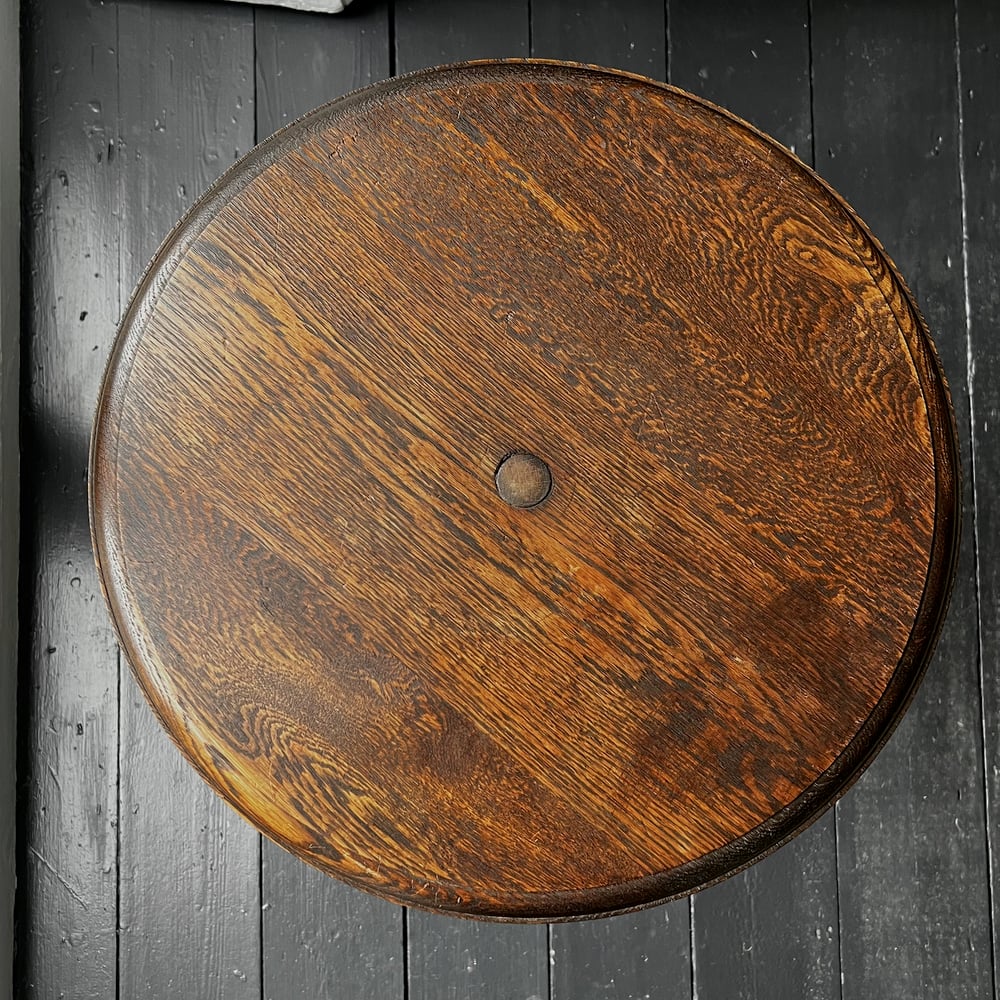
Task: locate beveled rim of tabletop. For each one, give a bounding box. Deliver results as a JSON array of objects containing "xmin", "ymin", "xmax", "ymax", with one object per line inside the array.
[{"xmin": 90, "ymin": 60, "xmax": 961, "ymax": 921}]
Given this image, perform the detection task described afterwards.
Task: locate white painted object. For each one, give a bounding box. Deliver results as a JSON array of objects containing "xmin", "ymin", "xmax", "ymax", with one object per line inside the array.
[{"xmin": 226, "ymin": 0, "xmax": 352, "ymax": 11}]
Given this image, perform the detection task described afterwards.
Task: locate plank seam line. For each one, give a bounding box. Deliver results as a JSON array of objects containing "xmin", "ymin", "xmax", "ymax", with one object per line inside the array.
[
  {"xmin": 954, "ymin": 1, "xmax": 998, "ymax": 993},
  {"xmin": 688, "ymin": 894, "xmax": 697, "ymax": 1000},
  {"xmin": 806, "ymin": 0, "xmax": 816, "ymax": 175},
  {"xmin": 402, "ymin": 904, "xmax": 409, "ymax": 1000},
  {"xmin": 114, "ymin": 2, "xmax": 123, "ymax": 997},
  {"xmin": 546, "ymin": 920, "xmax": 552, "ymax": 1000},
  {"xmin": 833, "ymin": 808, "xmax": 844, "ymax": 1000},
  {"xmin": 257, "ymin": 834, "xmax": 264, "ymax": 1000},
  {"xmin": 252, "ymin": 5, "xmax": 259, "ymax": 149}
]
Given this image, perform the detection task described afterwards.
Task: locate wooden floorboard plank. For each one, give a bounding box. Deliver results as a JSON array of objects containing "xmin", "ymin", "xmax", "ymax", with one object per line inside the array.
[
  {"xmin": 812, "ymin": 1, "xmax": 993, "ymax": 996},
  {"xmin": 669, "ymin": 5, "xmax": 839, "ymax": 996},
  {"xmin": 394, "ymin": 0, "xmax": 530, "ymax": 74},
  {"xmin": 957, "ymin": 0, "xmax": 1000, "ymax": 985},
  {"xmin": 115, "ymin": 4, "xmax": 261, "ymax": 997},
  {"xmin": 550, "ymin": 909, "xmax": 691, "ymax": 1000},
  {"xmin": 530, "ymin": 0, "xmax": 665, "ymax": 77},
  {"xmin": 688, "ymin": 816, "xmax": 839, "ymax": 1000},
  {"xmin": 255, "ymin": 3, "xmax": 391, "ymax": 138},
  {"xmin": 0, "ymin": 0, "xmax": 16, "ymax": 981},
  {"xmin": 406, "ymin": 915, "xmax": 548, "ymax": 1000},
  {"xmin": 261, "ymin": 849, "xmax": 404, "ymax": 1000},
  {"xmin": 530, "ymin": 8, "xmax": 690, "ymax": 997},
  {"xmin": 393, "ymin": 5, "xmax": 548, "ymax": 998},
  {"xmin": 16, "ymin": 1, "xmax": 120, "ymax": 994},
  {"xmin": 668, "ymin": 0, "xmax": 812, "ymax": 156},
  {"xmin": 254, "ymin": 9, "xmax": 405, "ymax": 999}
]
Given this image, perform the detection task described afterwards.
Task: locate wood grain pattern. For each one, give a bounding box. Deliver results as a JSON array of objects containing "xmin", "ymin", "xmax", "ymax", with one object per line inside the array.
[
  {"xmin": 114, "ymin": 5, "xmax": 262, "ymax": 997},
  {"xmin": 392, "ymin": 15, "xmax": 549, "ymax": 995},
  {"xmin": 530, "ymin": 9, "xmax": 694, "ymax": 995},
  {"xmin": 670, "ymin": 4, "xmax": 842, "ymax": 997},
  {"xmin": 811, "ymin": 2, "xmax": 994, "ymax": 995},
  {"xmin": 254, "ymin": 9, "xmax": 406, "ymax": 1000},
  {"xmin": 90, "ymin": 61, "xmax": 958, "ymax": 921}
]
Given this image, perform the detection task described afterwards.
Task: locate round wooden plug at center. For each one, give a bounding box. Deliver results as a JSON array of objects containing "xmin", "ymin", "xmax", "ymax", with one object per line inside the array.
[{"xmin": 495, "ymin": 452, "xmax": 553, "ymax": 508}]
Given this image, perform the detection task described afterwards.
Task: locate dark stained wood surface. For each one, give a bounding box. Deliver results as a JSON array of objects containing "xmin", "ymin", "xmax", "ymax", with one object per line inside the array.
[
  {"xmin": 407, "ymin": 916, "xmax": 548, "ymax": 1000},
  {"xmin": 669, "ymin": 0, "xmax": 813, "ymax": 162},
  {"xmin": 395, "ymin": 0, "xmax": 530, "ymax": 72},
  {"xmin": 669, "ymin": 3, "xmax": 842, "ymax": 995},
  {"xmin": 392, "ymin": 5, "xmax": 552, "ymax": 994},
  {"xmin": 91, "ymin": 60, "xmax": 957, "ymax": 921},
  {"xmin": 17, "ymin": 1, "xmax": 999, "ymax": 996},
  {"xmin": 393, "ymin": 10, "xmax": 553, "ymax": 998},
  {"xmin": 811, "ymin": 2, "xmax": 993, "ymax": 996},
  {"xmin": 532, "ymin": 8, "xmax": 692, "ymax": 997},
  {"xmin": 531, "ymin": 0, "xmax": 664, "ymax": 76},
  {"xmin": 254, "ymin": 8, "xmax": 407, "ymax": 998}
]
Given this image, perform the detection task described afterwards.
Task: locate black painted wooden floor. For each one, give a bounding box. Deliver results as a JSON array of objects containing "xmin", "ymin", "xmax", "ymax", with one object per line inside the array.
[{"xmin": 15, "ymin": 1, "xmax": 999, "ymax": 997}]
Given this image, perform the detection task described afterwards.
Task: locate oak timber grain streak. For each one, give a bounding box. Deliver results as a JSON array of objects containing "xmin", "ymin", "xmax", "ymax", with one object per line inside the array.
[
  {"xmin": 392, "ymin": 14, "xmax": 545, "ymax": 1000},
  {"xmin": 1, "ymin": 0, "xmax": 20, "ymax": 993},
  {"xmin": 253, "ymin": 8, "xmax": 405, "ymax": 1000},
  {"xmin": 528, "ymin": 11, "xmax": 694, "ymax": 998},
  {"xmin": 91, "ymin": 62, "xmax": 958, "ymax": 922},
  {"xmin": 669, "ymin": 3, "xmax": 843, "ymax": 997}
]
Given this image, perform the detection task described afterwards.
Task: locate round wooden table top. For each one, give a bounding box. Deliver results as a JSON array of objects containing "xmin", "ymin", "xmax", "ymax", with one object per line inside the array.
[{"xmin": 91, "ymin": 60, "xmax": 959, "ymax": 921}]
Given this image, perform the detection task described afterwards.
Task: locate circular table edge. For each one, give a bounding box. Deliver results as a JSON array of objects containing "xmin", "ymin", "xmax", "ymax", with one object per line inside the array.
[{"xmin": 88, "ymin": 59, "xmax": 963, "ymax": 921}]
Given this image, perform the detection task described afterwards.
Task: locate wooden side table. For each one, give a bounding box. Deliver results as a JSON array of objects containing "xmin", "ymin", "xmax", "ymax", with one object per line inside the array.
[{"xmin": 90, "ymin": 61, "xmax": 959, "ymax": 921}]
